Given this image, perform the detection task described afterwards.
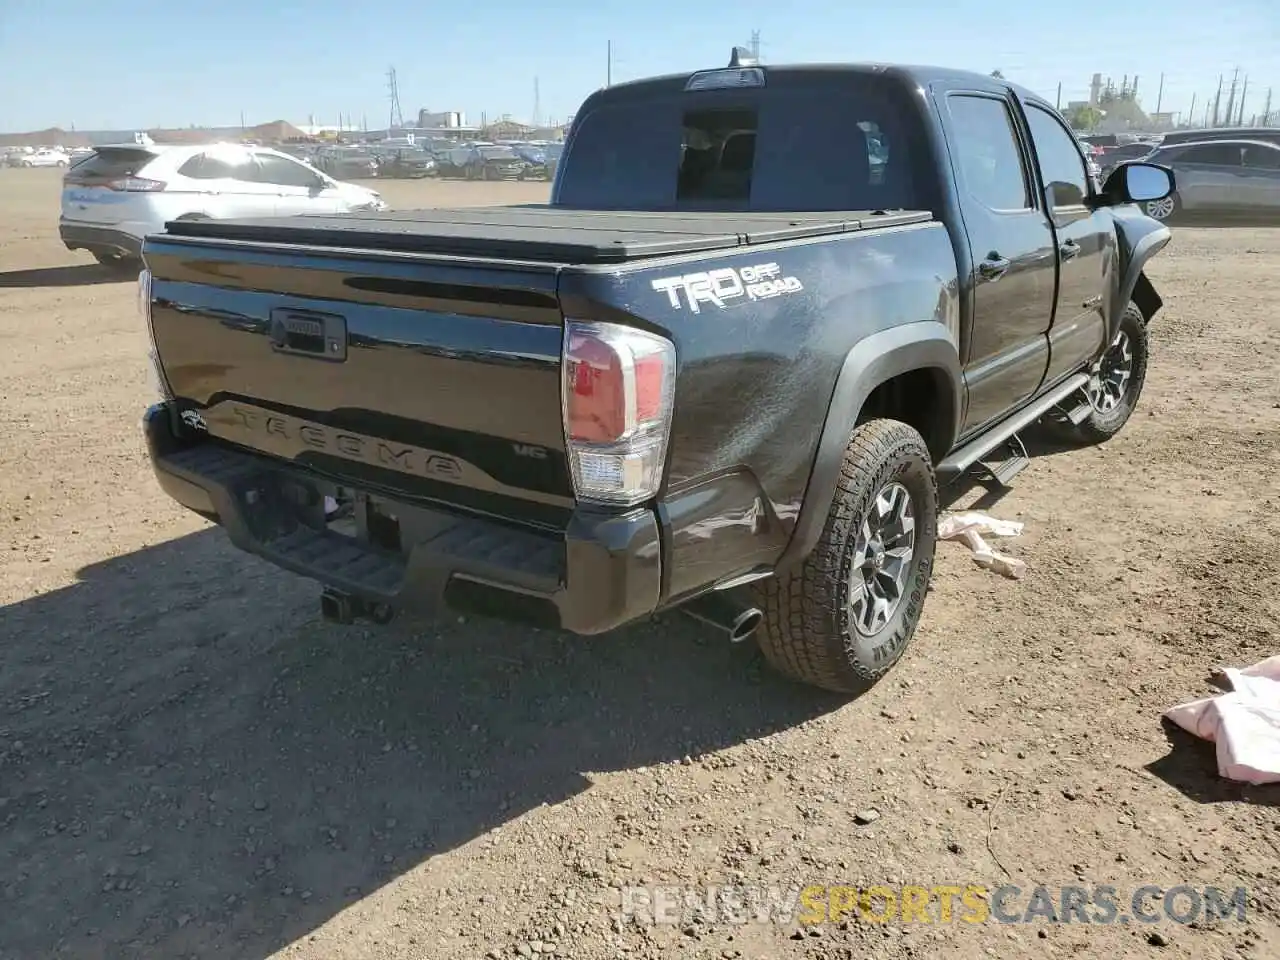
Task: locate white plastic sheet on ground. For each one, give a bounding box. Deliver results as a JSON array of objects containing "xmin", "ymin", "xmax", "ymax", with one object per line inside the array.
[
  {"xmin": 937, "ymin": 511, "xmax": 1027, "ymax": 579},
  {"xmin": 1164, "ymin": 655, "xmax": 1280, "ymax": 786}
]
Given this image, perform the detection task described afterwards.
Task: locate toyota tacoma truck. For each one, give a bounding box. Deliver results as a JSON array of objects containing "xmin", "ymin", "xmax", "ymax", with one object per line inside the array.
[{"xmin": 137, "ymin": 51, "xmax": 1176, "ymax": 693}]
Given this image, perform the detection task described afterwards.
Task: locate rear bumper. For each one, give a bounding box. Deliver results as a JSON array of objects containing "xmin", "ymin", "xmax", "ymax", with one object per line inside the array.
[
  {"xmin": 60, "ymin": 220, "xmax": 143, "ymax": 258},
  {"xmin": 143, "ymin": 403, "xmax": 663, "ymax": 634}
]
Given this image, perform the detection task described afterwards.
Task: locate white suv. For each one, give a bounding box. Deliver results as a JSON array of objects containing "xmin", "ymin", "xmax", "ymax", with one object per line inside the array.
[{"xmin": 60, "ymin": 142, "xmax": 387, "ymax": 266}]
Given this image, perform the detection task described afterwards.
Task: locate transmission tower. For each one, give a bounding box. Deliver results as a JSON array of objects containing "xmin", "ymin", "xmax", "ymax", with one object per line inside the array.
[
  {"xmin": 749, "ymin": 29, "xmax": 761, "ymax": 61},
  {"xmin": 387, "ymin": 66, "xmax": 405, "ymax": 131}
]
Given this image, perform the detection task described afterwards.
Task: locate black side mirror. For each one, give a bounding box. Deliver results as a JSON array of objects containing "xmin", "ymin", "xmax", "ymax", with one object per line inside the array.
[{"xmin": 1100, "ymin": 161, "xmax": 1175, "ymax": 206}]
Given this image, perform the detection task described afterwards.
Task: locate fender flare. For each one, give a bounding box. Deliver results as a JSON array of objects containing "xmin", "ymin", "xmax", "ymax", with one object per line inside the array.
[
  {"xmin": 1111, "ymin": 224, "xmax": 1171, "ymax": 334},
  {"xmin": 775, "ymin": 321, "xmax": 963, "ymax": 573}
]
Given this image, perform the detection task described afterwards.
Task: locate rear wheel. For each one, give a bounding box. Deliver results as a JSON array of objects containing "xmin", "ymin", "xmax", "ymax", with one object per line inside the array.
[
  {"xmin": 1145, "ymin": 193, "xmax": 1179, "ymax": 221},
  {"xmin": 753, "ymin": 419, "xmax": 938, "ymax": 695}
]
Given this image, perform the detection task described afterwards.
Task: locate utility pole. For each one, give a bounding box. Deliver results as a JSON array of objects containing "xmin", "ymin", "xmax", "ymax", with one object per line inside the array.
[
  {"xmin": 1211, "ymin": 75, "xmax": 1223, "ymax": 126},
  {"xmin": 1155, "ymin": 73, "xmax": 1164, "ymax": 114},
  {"xmin": 1223, "ymin": 67, "xmax": 1239, "ymax": 129},
  {"xmin": 533, "ymin": 77, "xmax": 542, "ymax": 127},
  {"xmin": 387, "ymin": 66, "xmax": 404, "ymax": 131},
  {"xmin": 607, "ymin": 40, "xmax": 613, "ymax": 87},
  {"xmin": 1055, "ymin": 82, "xmax": 1062, "ymax": 110}
]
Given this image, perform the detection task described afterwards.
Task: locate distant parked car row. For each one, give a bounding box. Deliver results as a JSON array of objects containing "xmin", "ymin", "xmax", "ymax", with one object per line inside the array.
[{"xmin": 4, "ymin": 147, "xmax": 72, "ymax": 168}]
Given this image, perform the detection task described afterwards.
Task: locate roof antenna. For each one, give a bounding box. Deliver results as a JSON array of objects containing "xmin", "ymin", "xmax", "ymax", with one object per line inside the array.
[{"xmin": 728, "ymin": 46, "xmax": 757, "ymax": 68}]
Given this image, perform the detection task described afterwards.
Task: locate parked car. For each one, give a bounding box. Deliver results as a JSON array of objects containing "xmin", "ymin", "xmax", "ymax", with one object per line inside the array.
[
  {"xmin": 1135, "ymin": 138, "xmax": 1280, "ymax": 221},
  {"xmin": 1097, "ymin": 141, "xmax": 1157, "ymax": 179},
  {"xmin": 1076, "ymin": 138, "xmax": 1103, "ymax": 180},
  {"xmin": 136, "ymin": 53, "xmax": 1174, "ymax": 694},
  {"xmin": 371, "ymin": 147, "xmax": 436, "ymax": 178},
  {"xmin": 59, "ymin": 142, "xmax": 385, "ymax": 267},
  {"xmin": 453, "ymin": 143, "xmax": 528, "ymax": 180},
  {"xmin": 20, "ymin": 148, "xmax": 71, "ymax": 168},
  {"xmin": 314, "ymin": 146, "xmax": 379, "ymax": 179}
]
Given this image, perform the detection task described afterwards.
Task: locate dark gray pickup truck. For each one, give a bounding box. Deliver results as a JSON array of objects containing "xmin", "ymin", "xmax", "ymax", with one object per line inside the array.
[{"xmin": 137, "ymin": 51, "xmax": 1176, "ymax": 693}]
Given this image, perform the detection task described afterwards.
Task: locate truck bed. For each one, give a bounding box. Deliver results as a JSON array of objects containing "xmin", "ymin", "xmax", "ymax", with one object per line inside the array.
[{"xmin": 162, "ymin": 206, "xmax": 933, "ymax": 264}]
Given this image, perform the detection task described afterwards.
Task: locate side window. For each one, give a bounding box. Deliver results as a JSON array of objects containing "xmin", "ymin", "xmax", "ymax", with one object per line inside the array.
[
  {"xmin": 178, "ymin": 151, "xmax": 257, "ymax": 181},
  {"xmin": 1243, "ymin": 145, "xmax": 1280, "ymax": 170},
  {"xmin": 1180, "ymin": 144, "xmax": 1243, "ymax": 166},
  {"xmin": 253, "ymin": 153, "xmax": 322, "ymax": 188},
  {"xmin": 859, "ymin": 120, "xmax": 889, "ymax": 185},
  {"xmin": 947, "ymin": 95, "xmax": 1032, "ymax": 211},
  {"xmin": 1024, "ymin": 104, "xmax": 1091, "ymax": 208}
]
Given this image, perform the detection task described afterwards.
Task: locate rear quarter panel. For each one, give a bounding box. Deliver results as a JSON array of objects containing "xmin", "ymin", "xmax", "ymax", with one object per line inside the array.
[{"xmin": 560, "ymin": 220, "xmax": 960, "ymax": 601}]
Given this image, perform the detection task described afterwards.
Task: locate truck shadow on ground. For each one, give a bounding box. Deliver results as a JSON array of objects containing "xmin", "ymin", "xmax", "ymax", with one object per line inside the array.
[
  {"xmin": 0, "ymin": 528, "xmax": 843, "ymax": 959},
  {"xmin": 0, "ymin": 263, "xmax": 134, "ymax": 288}
]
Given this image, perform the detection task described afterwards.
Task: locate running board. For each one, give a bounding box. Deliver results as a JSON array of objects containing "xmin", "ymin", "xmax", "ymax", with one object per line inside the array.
[
  {"xmin": 984, "ymin": 434, "xmax": 1030, "ymax": 488},
  {"xmin": 939, "ymin": 373, "xmax": 1090, "ymax": 477},
  {"xmin": 1066, "ymin": 399, "xmax": 1094, "ymax": 425}
]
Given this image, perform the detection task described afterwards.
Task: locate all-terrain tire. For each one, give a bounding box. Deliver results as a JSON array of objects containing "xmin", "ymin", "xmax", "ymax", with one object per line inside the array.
[
  {"xmin": 753, "ymin": 419, "xmax": 938, "ymax": 695},
  {"xmin": 1049, "ymin": 301, "xmax": 1150, "ymax": 445}
]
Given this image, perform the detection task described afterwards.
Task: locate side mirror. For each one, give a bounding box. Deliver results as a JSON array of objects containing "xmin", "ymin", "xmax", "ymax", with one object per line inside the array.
[{"xmin": 1101, "ymin": 162, "xmax": 1174, "ymax": 205}]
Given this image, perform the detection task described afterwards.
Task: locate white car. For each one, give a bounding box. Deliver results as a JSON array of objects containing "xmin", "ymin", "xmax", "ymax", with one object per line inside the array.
[
  {"xmin": 60, "ymin": 142, "xmax": 387, "ymax": 266},
  {"xmin": 21, "ymin": 148, "xmax": 71, "ymax": 168}
]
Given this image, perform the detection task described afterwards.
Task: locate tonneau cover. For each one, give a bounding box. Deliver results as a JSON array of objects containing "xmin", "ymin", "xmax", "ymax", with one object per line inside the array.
[{"xmin": 160, "ymin": 206, "xmax": 933, "ymax": 264}]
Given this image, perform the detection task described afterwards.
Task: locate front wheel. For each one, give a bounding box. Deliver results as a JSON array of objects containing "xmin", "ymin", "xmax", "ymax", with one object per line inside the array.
[
  {"xmin": 1051, "ymin": 301, "xmax": 1150, "ymax": 445},
  {"xmin": 753, "ymin": 419, "xmax": 938, "ymax": 695}
]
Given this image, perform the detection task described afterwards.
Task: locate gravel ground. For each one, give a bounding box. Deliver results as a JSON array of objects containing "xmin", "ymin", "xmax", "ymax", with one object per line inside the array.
[{"xmin": 0, "ymin": 168, "xmax": 1277, "ymax": 960}]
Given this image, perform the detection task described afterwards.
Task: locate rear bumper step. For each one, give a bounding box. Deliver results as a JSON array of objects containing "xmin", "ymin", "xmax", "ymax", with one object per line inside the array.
[{"xmin": 142, "ymin": 403, "xmax": 663, "ymax": 634}]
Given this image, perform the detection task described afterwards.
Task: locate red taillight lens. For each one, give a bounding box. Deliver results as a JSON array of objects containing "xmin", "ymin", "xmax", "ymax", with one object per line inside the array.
[
  {"xmin": 108, "ymin": 177, "xmax": 167, "ymax": 192},
  {"xmin": 562, "ymin": 320, "xmax": 676, "ymax": 505},
  {"xmin": 566, "ymin": 331, "xmax": 627, "ymax": 442}
]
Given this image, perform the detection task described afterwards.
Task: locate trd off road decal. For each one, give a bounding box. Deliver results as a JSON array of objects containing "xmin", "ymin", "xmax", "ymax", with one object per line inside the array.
[{"xmin": 651, "ymin": 262, "xmax": 803, "ymax": 313}]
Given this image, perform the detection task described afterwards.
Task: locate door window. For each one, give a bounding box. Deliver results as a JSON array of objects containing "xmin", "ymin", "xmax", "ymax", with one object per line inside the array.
[
  {"xmin": 1176, "ymin": 143, "xmax": 1244, "ymax": 166},
  {"xmin": 1024, "ymin": 104, "xmax": 1091, "ymax": 208},
  {"xmin": 177, "ymin": 149, "xmax": 257, "ymax": 181},
  {"xmin": 1242, "ymin": 144, "xmax": 1280, "ymax": 170},
  {"xmin": 253, "ymin": 153, "xmax": 323, "ymax": 188},
  {"xmin": 946, "ymin": 95, "xmax": 1033, "ymax": 211}
]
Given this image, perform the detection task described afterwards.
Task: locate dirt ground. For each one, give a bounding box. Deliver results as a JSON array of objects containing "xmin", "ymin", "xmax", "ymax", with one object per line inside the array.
[{"xmin": 0, "ymin": 166, "xmax": 1277, "ymax": 960}]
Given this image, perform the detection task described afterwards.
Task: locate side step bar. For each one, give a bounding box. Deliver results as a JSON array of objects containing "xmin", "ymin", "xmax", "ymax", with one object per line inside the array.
[{"xmin": 938, "ymin": 373, "xmax": 1089, "ymax": 478}]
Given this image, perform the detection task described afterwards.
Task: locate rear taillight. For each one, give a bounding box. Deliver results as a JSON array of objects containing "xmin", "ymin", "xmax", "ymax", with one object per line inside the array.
[
  {"xmin": 108, "ymin": 177, "xmax": 166, "ymax": 192},
  {"xmin": 137, "ymin": 269, "xmax": 172, "ymax": 400},
  {"xmin": 562, "ymin": 320, "xmax": 676, "ymax": 506}
]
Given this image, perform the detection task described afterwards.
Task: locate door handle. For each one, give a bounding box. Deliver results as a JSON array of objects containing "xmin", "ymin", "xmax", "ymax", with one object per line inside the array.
[
  {"xmin": 978, "ymin": 255, "xmax": 1011, "ymax": 282},
  {"xmin": 1060, "ymin": 239, "xmax": 1081, "ymax": 261}
]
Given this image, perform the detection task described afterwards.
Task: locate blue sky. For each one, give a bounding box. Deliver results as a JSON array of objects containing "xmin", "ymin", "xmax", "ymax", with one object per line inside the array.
[{"xmin": 0, "ymin": 0, "xmax": 1276, "ymax": 132}]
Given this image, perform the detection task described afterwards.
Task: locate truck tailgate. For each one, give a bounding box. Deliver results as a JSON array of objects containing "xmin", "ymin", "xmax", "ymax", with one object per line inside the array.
[
  {"xmin": 144, "ymin": 207, "xmax": 931, "ymax": 531},
  {"xmin": 143, "ymin": 237, "xmax": 574, "ymax": 529}
]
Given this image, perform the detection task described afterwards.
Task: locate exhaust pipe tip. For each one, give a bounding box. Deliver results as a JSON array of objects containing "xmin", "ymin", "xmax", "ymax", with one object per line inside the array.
[
  {"xmin": 681, "ymin": 591, "xmax": 765, "ymax": 643},
  {"xmin": 729, "ymin": 608, "xmax": 764, "ymax": 643}
]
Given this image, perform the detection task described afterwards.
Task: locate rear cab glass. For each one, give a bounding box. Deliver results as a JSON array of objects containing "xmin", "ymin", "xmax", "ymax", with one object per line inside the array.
[
  {"xmin": 64, "ymin": 148, "xmax": 158, "ymax": 183},
  {"xmin": 554, "ymin": 70, "xmax": 936, "ymax": 213}
]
